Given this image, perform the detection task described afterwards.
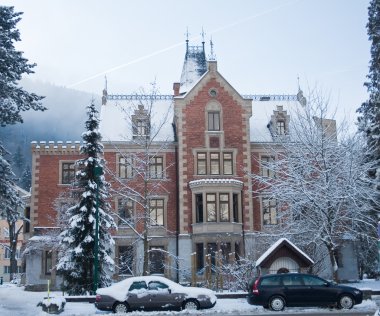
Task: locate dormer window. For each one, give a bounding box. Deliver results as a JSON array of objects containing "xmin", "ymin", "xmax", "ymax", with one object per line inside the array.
[
  {"xmin": 208, "ymin": 112, "xmax": 220, "ymax": 131},
  {"xmin": 269, "ymin": 105, "xmax": 290, "ymax": 138},
  {"xmin": 132, "ymin": 104, "xmax": 150, "ymax": 138}
]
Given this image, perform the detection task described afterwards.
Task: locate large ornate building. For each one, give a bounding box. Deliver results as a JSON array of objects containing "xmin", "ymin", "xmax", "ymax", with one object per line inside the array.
[{"xmin": 24, "ymin": 40, "xmax": 357, "ymax": 290}]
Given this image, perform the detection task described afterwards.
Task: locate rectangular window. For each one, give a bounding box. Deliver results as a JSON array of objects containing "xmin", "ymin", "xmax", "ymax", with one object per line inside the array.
[
  {"xmin": 4, "ymin": 248, "xmax": 10, "ymax": 259},
  {"xmin": 119, "ymin": 156, "xmax": 133, "ymax": 179},
  {"xmin": 137, "ymin": 120, "xmax": 148, "ymax": 136},
  {"xmin": 195, "ymin": 194, "xmax": 203, "ymax": 223},
  {"xmin": 206, "ymin": 194, "xmax": 217, "ymax": 222},
  {"xmin": 24, "ymin": 207, "xmax": 30, "ymax": 233},
  {"xmin": 219, "ymin": 193, "xmax": 229, "ymax": 222},
  {"xmin": 150, "ymin": 156, "xmax": 163, "ymax": 179},
  {"xmin": 277, "ymin": 121, "xmax": 285, "ymax": 135},
  {"xmin": 5, "ymin": 248, "xmax": 20, "ymax": 259},
  {"xmin": 150, "ymin": 199, "xmax": 164, "ymax": 226},
  {"xmin": 3, "ymin": 266, "xmax": 22, "ymax": 273},
  {"xmin": 210, "ymin": 153, "xmax": 220, "ymax": 175},
  {"xmin": 118, "ymin": 198, "xmax": 134, "ymax": 226},
  {"xmin": 118, "ymin": 246, "xmax": 133, "ymax": 275},
  {"xmin": 62, "ymin": 162, "xmax": 75, "ymax": 184},
  {"xmin": 196, "ymin": 243, "xmax": 204, "ymax": 271},
  {"xmin": 261, "ymin": 156, "xmax": 275, "ymax": 178},
  {"xmin": 197, "ymin": 153, "xmax": 207, "ymax": 175},
  {"xmin": 262, "ymin": 197, "xmax": 278, "ymax": 225},
  {"xmin": 223, "ymin": 153, "xmax": 233, "ymax": 175},
  {"xmin": 45, "ymin": 251, "xmax": 52, "ymax": 275},
  {"xmin": 208, "ymin": 112, "xmax": 220, "ymax": 131},
  {"xmin": 149, "ymin": 246, "xmax": 165, "ymax": 274},
  {"xmin": 233, "ymin": 194, "xmax": 239, "ymax": 222}
]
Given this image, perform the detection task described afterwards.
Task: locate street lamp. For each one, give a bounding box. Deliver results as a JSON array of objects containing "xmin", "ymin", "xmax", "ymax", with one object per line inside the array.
[{"xmin": 93, "ymin": 165, "xmax": 103, "ymax": 293}]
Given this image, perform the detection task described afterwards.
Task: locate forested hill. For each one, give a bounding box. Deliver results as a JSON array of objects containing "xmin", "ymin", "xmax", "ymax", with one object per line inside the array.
[{"xmin": 0, "ymin": 79, "xmax": 100, "ymax": 190}]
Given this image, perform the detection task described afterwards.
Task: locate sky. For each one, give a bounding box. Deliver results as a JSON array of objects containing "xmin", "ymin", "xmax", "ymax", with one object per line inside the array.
[{"xmin": 3, "ymin": 0, "xmax": 371, "ymax": 126}]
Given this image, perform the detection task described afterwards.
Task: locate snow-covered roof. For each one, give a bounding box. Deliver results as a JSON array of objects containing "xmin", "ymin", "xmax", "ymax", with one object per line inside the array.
[
  {"xmin": 255, "ymin": 238, "xmax": 314, "ymax": 267},
  {"xmin": 189, "ymin": 179, "xmax": 244, "ymax": 188},
  {"xmin": 179, "ymin": 45, "xmax": 207, "ymax": 94},
  {"xmin": 100, "ymin": 99, "xmax": 174, "ymax": 142},
  {"xmin": 250, "ymin": 100, "xmax": 301, "ymax": 142}
]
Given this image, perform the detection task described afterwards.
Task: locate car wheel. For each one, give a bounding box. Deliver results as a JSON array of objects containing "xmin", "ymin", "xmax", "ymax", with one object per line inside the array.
[
  {"xmin": 338, "ymin": 294, "xmax": 354, "ymax": 309},
  {"xmin": 269, "ymin": 296, "xmax": 285, "ymax": 311},
  {"xmin": 113, "ymin": 302, "xmax": 129, "ymax": 313},
  {"xmin": 183, "ymin": 299, "xmax": 199, "ymax": 310}
]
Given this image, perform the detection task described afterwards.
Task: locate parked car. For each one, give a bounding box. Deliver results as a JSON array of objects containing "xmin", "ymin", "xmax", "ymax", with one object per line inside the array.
[
  {"xmin": 95, "ymin": 275, "xmax": 217, "ymax": 313},
  {"xmin": 247, "ymin": 273, "xmax": 363, "ymax": 311}
]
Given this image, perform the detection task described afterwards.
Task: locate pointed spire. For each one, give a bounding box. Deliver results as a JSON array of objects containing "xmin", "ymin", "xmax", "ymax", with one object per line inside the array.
[
  {"xmin": 185, "ymin": 27, "xmax": 190, "ymax": 52},
  {"xmin": 209, "ymin": 37, "xmax": 216, "ymax": 61},
  {"xmin": 201, "ymin": 27, "xmax": 206, "ymax": 51},
  {"xmin": 297, "ymin": 74, "xmax": 300, "ymax": 91},
  {"xmin": 102, "ymin": 75, "xmax": 108, "ymax": 105},
  {"xmin": 296, "ymin": 75, "xmax": 307, "ymax": 107}
]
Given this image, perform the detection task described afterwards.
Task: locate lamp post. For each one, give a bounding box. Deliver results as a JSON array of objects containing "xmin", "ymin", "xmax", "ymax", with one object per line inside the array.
[{"xmin": 93, "ymin": 165, "xmax": 103, "ymax": 293}]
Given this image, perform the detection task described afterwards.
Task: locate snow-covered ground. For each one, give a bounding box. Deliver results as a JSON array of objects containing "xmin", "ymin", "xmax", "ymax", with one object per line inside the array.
[{"xmin": 0, "ymin": 280, "xmax": 378, "ymax": 316}]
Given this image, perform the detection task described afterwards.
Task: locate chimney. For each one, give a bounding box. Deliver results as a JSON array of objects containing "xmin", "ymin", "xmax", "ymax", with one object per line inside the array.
[{"xmin": 173, "ymin": 82, "xmax": 180, "ymax": 96}]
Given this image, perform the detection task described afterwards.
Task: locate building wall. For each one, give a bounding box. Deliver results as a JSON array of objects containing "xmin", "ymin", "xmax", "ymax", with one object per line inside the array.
[
  {"xmin": 0, "ymin": 220, "xmax": 24, "ymax": 282},
  {"xmin": 26, "ymin": 59, "xmax": 358, "ymax": 287}
]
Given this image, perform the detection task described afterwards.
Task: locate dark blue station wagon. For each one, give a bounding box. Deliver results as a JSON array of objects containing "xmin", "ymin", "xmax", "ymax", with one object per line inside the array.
[{"xmin": 247, "ymin": 273, "xmax": 363, "ymax": 311}]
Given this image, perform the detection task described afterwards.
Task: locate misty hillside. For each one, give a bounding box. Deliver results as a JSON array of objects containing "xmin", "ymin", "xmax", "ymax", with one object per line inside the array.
[{"xmin": 0, "ymin": 79, "xmax": 100, "ymax": 189}]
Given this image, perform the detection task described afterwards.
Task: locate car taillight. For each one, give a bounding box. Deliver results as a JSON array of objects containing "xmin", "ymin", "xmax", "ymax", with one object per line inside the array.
[
  {"xmin": 95, "ymin": 294, "xmax": 101, "ymax": 302},
  {"xmin": 252, "ymin": 278, "xmax": 260, "ymax": 294}
]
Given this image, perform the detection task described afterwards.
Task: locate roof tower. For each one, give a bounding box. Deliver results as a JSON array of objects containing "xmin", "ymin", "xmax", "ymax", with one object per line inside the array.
[{"xmin": 179, "ymin": 29, "xmax": 207, "ymax": 94}]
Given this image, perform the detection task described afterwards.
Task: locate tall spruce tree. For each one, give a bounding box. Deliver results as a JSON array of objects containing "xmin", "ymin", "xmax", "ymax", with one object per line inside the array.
[
  {"xmin": 358, "ymin": 0, "xmax": 380, "ymax": 170},
  {"xmin": 0, "ymin": 6, "xmax": 44, "ymax": 281},
  {"xmin": 357, "ymin": 1, "xmax": 380, "ymax": 272},
  {"xmin": 0, "ymin": 6, "xmax": 45, "ymax": 126},
  {"xmin": 20, "ymin": 164, "xmax": 31, "ymax": 191},
  {"xmin": 57, "ymin": 101, "xmax": 116, "ymax": 295}
]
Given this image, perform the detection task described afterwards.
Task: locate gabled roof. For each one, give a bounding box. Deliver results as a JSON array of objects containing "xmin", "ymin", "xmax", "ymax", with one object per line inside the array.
[{"xmin": 255, "ymin": 238, "xmax": 314, "ymax": 267}]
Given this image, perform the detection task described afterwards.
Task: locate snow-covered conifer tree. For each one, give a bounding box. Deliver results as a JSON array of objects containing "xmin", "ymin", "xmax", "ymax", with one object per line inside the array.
[
  {"xmin": 0, "ymin": 6, "xmax": 45, "ymax": 125},
  {"xmin": 0, "ymin": 6, "xmax": 45, "ymax": 281},
  {"xmin": 20, "ymin": 164, "xmax": 31, "ymax": 191},
  {"xmin": 357, "ymin": 0, "xmax": 380, "ymax": 277},
  {"xmin": 57, "ymin": 101, "xmax": 116, "ymax": 295},
  {"xmin": 358, "ymin": 0, "xmax": 380, "ymax": 162}
]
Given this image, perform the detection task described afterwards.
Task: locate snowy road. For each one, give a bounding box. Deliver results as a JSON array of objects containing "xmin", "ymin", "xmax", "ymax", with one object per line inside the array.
[{"xmin": 0, "ymin": 284, "xmax": 377, "ymax": 316}]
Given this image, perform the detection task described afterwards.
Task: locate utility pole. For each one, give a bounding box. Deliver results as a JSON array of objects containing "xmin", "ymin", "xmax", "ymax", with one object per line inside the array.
[{"xmin": 93, "ymin": 165, "xmax": 103, "ymax": 293}]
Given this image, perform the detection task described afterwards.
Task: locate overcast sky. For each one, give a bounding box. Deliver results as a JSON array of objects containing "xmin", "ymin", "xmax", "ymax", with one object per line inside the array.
[{"xmin": 3, "ymin": 0, "xmax": 371, "ymax": 124}]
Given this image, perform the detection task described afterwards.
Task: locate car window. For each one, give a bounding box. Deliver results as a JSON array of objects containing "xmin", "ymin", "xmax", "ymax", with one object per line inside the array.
[
  {"xmin": 148, "ymin": 281, "xmax": 169, "ymax": 290},
  {"xmin": 129, "ymin": 281, "xmax": 147, "ymax": 291},
  {"xmin": 282, "ymin": 275, "xmax": 303, "ymax": 286},
  {"xmin": 302, "ymin": 275, "xmax": 326, "ymax": 286},
  {"xmin": 260, "ymin": 276, "xmax": 282, "ymax": 286}
]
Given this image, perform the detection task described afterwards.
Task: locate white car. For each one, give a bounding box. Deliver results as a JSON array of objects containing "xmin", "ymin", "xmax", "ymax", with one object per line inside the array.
[{"xmin": 95, "ymin": 275, "xmax": 217, "ymax": 313}]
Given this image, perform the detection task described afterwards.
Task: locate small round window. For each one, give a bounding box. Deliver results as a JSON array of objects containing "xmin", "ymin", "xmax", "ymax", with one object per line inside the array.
[{"xmin": 209, "ymin": 88, "xmax": 218, "ymax": 97}]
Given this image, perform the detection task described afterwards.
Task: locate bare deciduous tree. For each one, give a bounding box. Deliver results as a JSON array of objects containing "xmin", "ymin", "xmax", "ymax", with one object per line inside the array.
[
  {"xmin": 250, "ymin": 90, "xmax": 379, "ymax": 281},
  {"xmin": 105, "ymin": 82, "xmax": 176, "ymax": 276}
]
